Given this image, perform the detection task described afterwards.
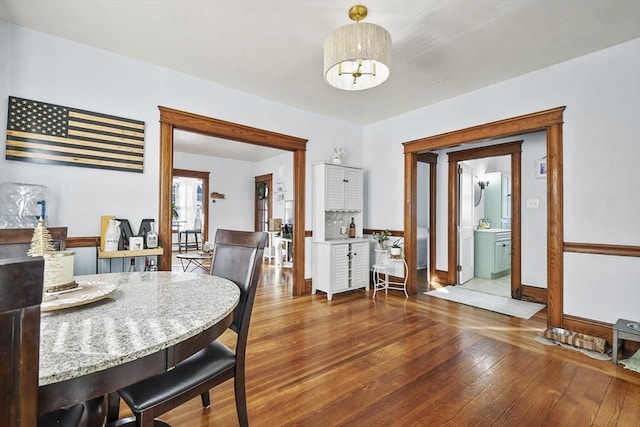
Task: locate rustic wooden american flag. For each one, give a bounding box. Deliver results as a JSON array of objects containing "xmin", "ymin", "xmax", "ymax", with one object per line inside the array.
[{"xmin": 5, "ymin": 96, "xmax": 145, "ymax": 173}]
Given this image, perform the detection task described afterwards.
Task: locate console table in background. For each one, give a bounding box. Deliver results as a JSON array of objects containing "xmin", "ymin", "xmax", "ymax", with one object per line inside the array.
[{"xmin": 96, "ymin": 247, "xmax": 164, "ymax": 273}]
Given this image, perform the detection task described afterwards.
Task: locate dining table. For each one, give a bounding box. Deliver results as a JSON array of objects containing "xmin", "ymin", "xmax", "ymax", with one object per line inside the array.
[{"xmin": 38, "ymin": 271, "xmax": 240, "ymax": 416}]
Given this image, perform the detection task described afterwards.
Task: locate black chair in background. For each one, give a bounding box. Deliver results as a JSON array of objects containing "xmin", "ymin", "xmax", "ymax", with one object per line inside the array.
[
  {"xmin": 116, "ymin": 229, "xmax": 267, "ymax": 427},
  {"xmin": 178, "ymin": 218, "xmax": 203, "ymax": 253}
]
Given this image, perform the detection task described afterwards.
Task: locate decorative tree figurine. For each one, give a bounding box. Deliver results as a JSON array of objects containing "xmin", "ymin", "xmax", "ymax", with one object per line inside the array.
[
  {"xmin": 27, "ymin": 218, "xmax": 55, "ymax": 256},
  {"xmin": 26, "ymin": 218, "xmax": 75, "ymax": 294}
]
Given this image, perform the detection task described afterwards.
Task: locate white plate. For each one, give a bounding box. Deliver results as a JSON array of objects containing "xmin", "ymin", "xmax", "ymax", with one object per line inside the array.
[{"xmin": 41, "ymin": 281, "xmax": 116, "ymax": 312}]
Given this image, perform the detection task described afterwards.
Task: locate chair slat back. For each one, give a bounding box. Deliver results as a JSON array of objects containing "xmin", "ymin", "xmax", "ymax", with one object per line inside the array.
[
  {"xmin": 0, "ymin": 256, "xmax": 44, "ymax": 426},
  {"xmin": 0, "ymin": 228, "xmax": 67, "ymax": 259},
  {"xmin": 210, "ymin": 230, "xmax": 267, "ymax": 337}
]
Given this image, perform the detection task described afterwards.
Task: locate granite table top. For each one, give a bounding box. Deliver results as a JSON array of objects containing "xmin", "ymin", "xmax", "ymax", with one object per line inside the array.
[{"xmin": 39, "ymin": 271, "xmax": 239, "ymax": 386}]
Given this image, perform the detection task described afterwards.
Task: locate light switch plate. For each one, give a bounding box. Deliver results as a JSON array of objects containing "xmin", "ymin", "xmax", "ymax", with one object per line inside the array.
[{"xmin": 527, "ymin": 199, "xmax": 539, "ymax": 209}]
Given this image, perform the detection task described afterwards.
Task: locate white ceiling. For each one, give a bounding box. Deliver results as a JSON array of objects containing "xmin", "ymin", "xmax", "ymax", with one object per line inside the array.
[
  {"xmin": 174, "ymin": 129, "xmax": 284, "ymax": 162},
  {"xmin": 2, "ymin": 0, "xmax": 640, "ymax": 160}
]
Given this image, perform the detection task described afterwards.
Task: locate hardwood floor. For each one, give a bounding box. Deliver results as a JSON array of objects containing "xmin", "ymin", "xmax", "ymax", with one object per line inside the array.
[{"xmin": 127, "ymin": 261, "xmax": 640, "ymax": 426}]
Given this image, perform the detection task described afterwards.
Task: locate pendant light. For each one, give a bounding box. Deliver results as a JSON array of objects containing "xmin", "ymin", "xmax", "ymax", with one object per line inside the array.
[{"xmin": 324, "ymin": 5, "xmax": 392, "ymax": 91}]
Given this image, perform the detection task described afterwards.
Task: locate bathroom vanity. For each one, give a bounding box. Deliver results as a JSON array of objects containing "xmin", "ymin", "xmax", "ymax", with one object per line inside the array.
[{"xmin": 474, "ymin": 229, "xmax": 511, "ymax": 279}]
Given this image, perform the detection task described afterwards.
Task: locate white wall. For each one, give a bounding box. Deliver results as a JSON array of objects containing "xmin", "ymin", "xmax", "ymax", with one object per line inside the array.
[
  {"xmin": 2, "ymin": 20, "xmax": 639, "ymax": 323},
  {"xmin": 174, "ymin": 151, "xmax": 256, "ymax": 236},
  {"xmin": 363, "ymin": 38, "xmax": 640, "ymax": 323},
  {"xmin": 0, "ymin": 21, "xmax": 362, "ymax": 277},
  {"xmin": 254, "ymin": 151, "xmax": 294, "ymax": 223}
]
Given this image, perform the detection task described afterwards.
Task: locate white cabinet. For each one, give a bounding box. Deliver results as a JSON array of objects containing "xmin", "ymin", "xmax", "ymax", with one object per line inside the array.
[
  {"xmin": 494, "ymin": 239, "xmax": 511, "ymax": 273},
  {"xmin": 474, "ymin": 230, "xmax": 511, "ymax": 279},
  {"xmin": 324, "ymin": 164, "xmax": 363, "ymax": 211},
  {"xmin": 312, "ymin": 162, "xmax": 367, "ymax": 300},
  {"xmin": 313, "ymin": 163, "xmax": 363, "ymax": 241},
  {"xmin": 313, "ymin": 241, "xmax": 369, "ymax": 300}
]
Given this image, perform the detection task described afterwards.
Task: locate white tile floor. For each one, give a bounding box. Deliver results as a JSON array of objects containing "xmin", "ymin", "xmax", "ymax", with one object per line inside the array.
[{"xmin": 458, "ymin": 274, "xmax": 511, "ymax": 297}]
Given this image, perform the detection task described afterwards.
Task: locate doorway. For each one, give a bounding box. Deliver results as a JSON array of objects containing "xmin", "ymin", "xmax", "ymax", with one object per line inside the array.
[
  {"xmin": 172, "ymin": 169, "xmax": 209, "ymax": 252},
  {"xmin": 403, "ymin": 107, "xmax": 565, "ymax": 328},
  {"xmin": 457, "ymin": 153, "xmax": 517, "ymax": 298},
  {"xmin": 255, "ymin": 174, "xmax": 273, "ymax": 232},
  {"xmin": 416, "ymin": 153, "xmax": 437, "ymax": 290},
  {"xmin": 156, "ymin": 107, "xmax": 309, "ymax": 297}
]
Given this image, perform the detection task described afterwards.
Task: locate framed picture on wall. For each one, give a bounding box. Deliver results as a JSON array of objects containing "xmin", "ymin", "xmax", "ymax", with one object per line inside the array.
[{"xmin": 536, "ymin": 158, "xmax": 547, "ymax": 179}]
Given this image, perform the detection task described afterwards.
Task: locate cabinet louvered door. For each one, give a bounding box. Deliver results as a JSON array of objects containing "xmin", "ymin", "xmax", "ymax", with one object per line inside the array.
[
  {"xmin": 331, "ymin": 244, "xmax": 350, "ymax": 292},
  {"xmin": 325, "ymin": 166, "xmax": 345, "ymax": 210},
  {"xmin": 350, "ymin": 242, "xmax": 369, "ymax": 288},
  {"xmin": 344, "ymin": 168, "xmax": 363, "ymax": 211}
]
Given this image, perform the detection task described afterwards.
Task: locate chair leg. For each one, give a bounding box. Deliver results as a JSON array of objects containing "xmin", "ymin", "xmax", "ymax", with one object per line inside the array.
[
  {"xmin": 106, "ymin": 393, "xmax": 121, "ymax": 423},
  {"xmin": 234, "ymin": 375, "xmax": 248, "ymax": 427},
  {"xmin": 79, "ymin": 396, "xmax": 106, "ymax": 427},
  {"xmin": 200, "ymin": 391, "xmax": 211, "ymax": 409},
  {"xmin": 138, "ymin": 411, "xmax": 156, "ymax": 427}
]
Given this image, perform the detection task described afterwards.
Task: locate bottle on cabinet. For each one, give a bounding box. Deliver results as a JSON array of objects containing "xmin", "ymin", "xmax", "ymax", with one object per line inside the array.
[
  {"xmin": 146, "ymin": 221, "xmax": 158, "ymax": 249},
  {"xmin": 104, "ymin": 219, "xmax": 121, "ymax": 252},
  {"xmin": 349, "ymin": 217, "xmax": 356, "ymax": 238}
]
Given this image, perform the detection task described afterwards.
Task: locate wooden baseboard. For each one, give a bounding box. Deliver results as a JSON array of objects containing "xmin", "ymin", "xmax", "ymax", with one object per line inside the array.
[
  {"xmin": 562, "ymin": 314, "xmax": 640, "ymax": 354},
  {"xmin": 431, "ymin": 270, "xmax": 449, "ymax": 285},
  {"xmin": 521, "ymin": 284, "xmax": 547, "ymax": 304},
  {"xmin": 304, "ymin": 278, "xmax": 312, "ymax": 294}
]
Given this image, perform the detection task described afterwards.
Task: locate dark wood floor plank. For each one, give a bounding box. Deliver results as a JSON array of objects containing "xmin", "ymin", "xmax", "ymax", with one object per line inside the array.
[
  {"xmin": 542, "ymin": 368, "xmax": 604, "ymax": 425},
  {"xmin": 291, "ymin": 332, "xmax": 491, "ymax": 426},
  {"xmin": 617, "ymin": 379, "xmax": 640, "ymax": 426},
  {"xmin": 592, "ymin": 378, "xmax": 637, "ymax": 426}
]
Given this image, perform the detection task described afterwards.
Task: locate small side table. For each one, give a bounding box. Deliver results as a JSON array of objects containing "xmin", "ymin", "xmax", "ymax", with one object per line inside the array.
[
  {"xmin": 612, "ymin": 318, "xmax": 640, "ymax": 364},
  {"xmin": 176, "ymin": 252, "xmax": 212, "ymax": 273},
  {"xmin": 371, "ymin": 249, "xmax": 408, "ymax": 298}
]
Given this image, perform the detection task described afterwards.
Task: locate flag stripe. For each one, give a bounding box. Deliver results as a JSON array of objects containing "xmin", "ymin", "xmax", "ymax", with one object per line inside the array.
[
  {"xmin": 6, "ymin": 96, "xmax": 145, "ymax": 173},
  {"xmin": 7, "ymin": 139, "xmax": 143, "ymax": 162},
  {"xmin": 6, "ymin": 152, "xmax": 144, "ymax": 173},
  {"xmin": 7, "ymin": 131, "xmax": 144, "ymax": 154},
  {"xmin": 68, "ymin": 110, "xmax": 145, "ymax": 130},
  {"xmin": 67, "ymin": 128, "xmax": 145, "ymax": 146},
  {"xmin": 6, "ymin": 149, "xmax": 144, "ymax": 170},
  {"xmin": 68, "ymin": 119, "xmax": 145, "ymax": 140}
]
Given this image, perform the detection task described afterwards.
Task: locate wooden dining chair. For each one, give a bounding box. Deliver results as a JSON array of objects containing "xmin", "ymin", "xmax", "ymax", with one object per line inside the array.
[
  {"xmin": 116, "ymin": 229, "xmax": 267, "ymax": 427},
  {"xmin": 0, "ymin": 256, "xmax": 93, "ymax": 427}
]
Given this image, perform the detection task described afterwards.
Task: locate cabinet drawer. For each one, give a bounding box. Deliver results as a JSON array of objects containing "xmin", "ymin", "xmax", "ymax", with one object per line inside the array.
[{"xmin": 495, "ymin": 232, "xmax": 511, "ymax": 242}]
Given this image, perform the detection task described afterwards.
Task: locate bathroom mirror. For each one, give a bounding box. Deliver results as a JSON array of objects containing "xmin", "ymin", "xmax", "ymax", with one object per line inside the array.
[
  {"xmin": 473, "ymin": 177, "xmax": 483, "ymax": 207},
  {"xmin": 473, "ymin": 181, "xmax": 482, "ymax": 208}
]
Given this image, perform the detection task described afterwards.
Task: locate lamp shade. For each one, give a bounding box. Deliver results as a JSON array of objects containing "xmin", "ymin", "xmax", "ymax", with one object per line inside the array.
[{"xmin": 324, "ymin": 22, "xmax": 392, "ymax": 91}]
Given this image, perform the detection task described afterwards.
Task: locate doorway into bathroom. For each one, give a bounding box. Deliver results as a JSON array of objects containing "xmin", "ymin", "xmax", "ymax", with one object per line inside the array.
[
  {"xmin": 458, "ymin": 155, "xmax": 512, "ymax": 297},
  {"xmin": 449, "ymin": 141, "xmax": 522, "ymax": 299}
]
